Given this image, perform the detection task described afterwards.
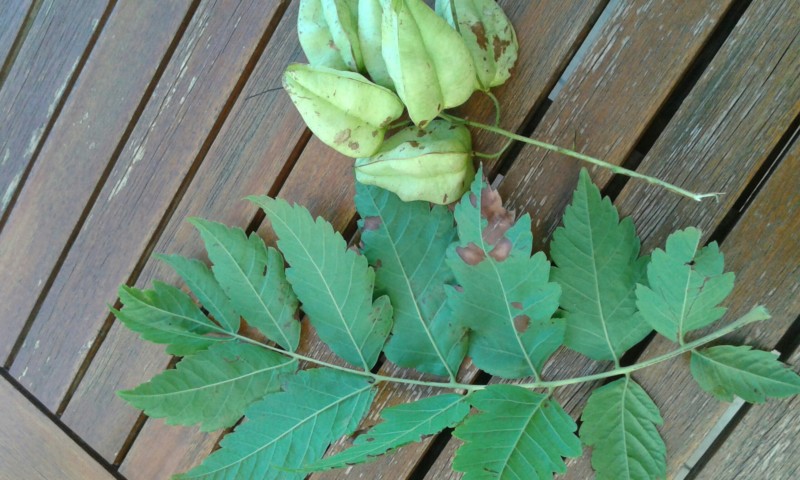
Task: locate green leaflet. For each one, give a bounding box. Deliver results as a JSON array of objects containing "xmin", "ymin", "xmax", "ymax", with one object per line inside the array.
[
  {"xmin": 282, "ymin": 64, "xmax": 404, "ymax": 158},
  {"xmin": 305, "ymin": 393, "xmax": 470, "ymax": 471},
  {"xmin": 156, "ymin": 254, "xmax": 240, "ymax": 333},
  {"xmin": 382, "ymin": 0, "xmax": 476, "ymax": 126},
  {"xmin": 551, "ymin": 169, "xmax": 651, "ymax": 362},
  {"xmin": 355, "ymin": 183, "xmax": 467, "ymax": 377},
  {"xmin": 580, "ymin": 377, "xmax": 666, "ymax": 480},
  {"xmin": 113, "ymin": 282, "xmax": 225, "ymax": 356},
  {"xmin": 453, "ymin": 385, "xmax": 581, "ymax": 479},
  {"xmin": 176, "ymin": 368, "xmax": 376, "ymax": 480},
  {"xmin": 448, "ymin": 171, "xmax": 562, "ymax": 378},
  {"xmin": 435, "ymin": 0, "xmax": 519, "ymax": 90},
  {"xmin": 253, "ymin": 196, "xmax": 393, "ymax": 371},
  {"xmin": 690, "ymin": 345, "xmax": 800, "ymax": 403},
  {"xmin": 636, "ymin": 227, "xmax": 735, "ymax": 343},
  {"xmin": 189, "ymin": 218, "xmax": 300, "ymax": 352},
  {"xmin": 118, "ymin": 342, "xmax": 296, "ymax": 432}
]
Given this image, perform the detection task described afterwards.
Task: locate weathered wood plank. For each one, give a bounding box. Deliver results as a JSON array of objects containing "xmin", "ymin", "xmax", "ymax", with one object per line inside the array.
[
  {"xmin": 0, "ymin": 0, "xmax": 108, "ymax": 219},
  {"xmin": 0, "ymin": 374, "xmax": 114, "ymax": 480},
  {"xmin": 499, "ymin": 0, "xmax": 734, "ymax": 250},
  {"xmin": 560, "ymin": 0, "xmax": 800, "ymax": 476},
  {"xmin": 0, "ymin": 0, "xmax": 32, "ymax": 84},
  {"xmin": 695, "ymin": 348, "xmax": 800, "ymax": 480},
  {"xmin": 63, "ymin": 4, "xmax": 306, "ymax": 470},
  {"xmin": 567, "ymin": 133, "xmax": 800, "ymax": 479},
  {"xmin": 0, "ymin": 0, "xmax": 192, "ymax": 363},
  {"xmin": 426, "ymin": 0, "xmax": 800, "ymax": 476},
  {"xmin": 9, "ymin": 0, "xmax": 285, "ymax": 412},
  {"xmin": 113, "ymin": 2, "xmax": 605, "ymax": 477}
]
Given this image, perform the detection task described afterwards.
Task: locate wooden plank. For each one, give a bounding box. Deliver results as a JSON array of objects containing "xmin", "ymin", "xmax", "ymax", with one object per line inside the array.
[
  {"xmin": 0, "ymin": 0, "xmax": 109, "ymax": 219},
  {"xmin": 0, "ymin": 0, "xmax": 32, "ymax": 83},
  {"xmin": 560, "ymin": 1, "xmax": 800, "ymax": 476},
  {"xmin": 0, "ymin": 375, "xmax": 113, "ymax": 480},
  {"xmin": 427, "ymin": 0, "xmax": 800, "ymax": 476},
  {"xmin": 0, "ymin": 0, "xmax": 192, "ymax": 362},
  {"xmin": 8, "ymin": 0, "xmax": 285, "ymax": 412},
  {"xmin": 499, "ymin": 0, "xmax": 734, "ymax": 250},
  {"xmin": 63, "ymin": 3, "xmax": 306, "ymax": 469},
  {"xmin": 695, "ymin": 348, "xmax": 800, "ymax": 480},
  {"xmin": 566, "ymin": 135, "xmax": 800, "ymax": 479},
  {"xmin": 104, "ymin": 2, "xmax": 607, "ymax": 478}
]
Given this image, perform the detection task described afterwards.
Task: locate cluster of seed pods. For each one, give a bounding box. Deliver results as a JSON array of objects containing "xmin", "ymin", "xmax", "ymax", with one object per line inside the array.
[{"xmin": 283, "ymin": 0, "xmax": 518, "ymax": 204}]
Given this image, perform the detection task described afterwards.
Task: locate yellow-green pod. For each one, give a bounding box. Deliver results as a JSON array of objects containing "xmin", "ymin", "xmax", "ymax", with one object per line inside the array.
[
  {"xmin": 283, "ymin": 64, "xmax": 404, "ymax": 158},
  {"xmin": 321, "ymin": 0, "xmax": 364, "ymax": 72},
  {"xmin": 355, "ymin": 119, "xmax": 475, "ymax": 204},
  {"xmin": 435, "ymin": 0, "xmax": 518, "ymax": 90},
  {"xmin": 298, "ymin": 0, "xmax": 348, "ymax": 70},
  {"xmin": 382, "ymin": 0, "xmax": 476, "ymax": 127},
  {"xmin": 358, "ymin": 0, "xmax": 393, "ymax": 89}
]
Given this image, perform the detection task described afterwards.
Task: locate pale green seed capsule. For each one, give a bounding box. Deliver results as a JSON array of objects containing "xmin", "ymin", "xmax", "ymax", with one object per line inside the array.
[
  {"xmin": 358, "ymin": 0, "xmax": 394, "ymax": 89},
  {"xmin": 298, "ymin": 0, "xmax": 363, "ymax": 72},
  {"xmin": 435, "ymin": 0, "xmax": 518, "ymax": 90},
  {"xmin": 382, "ymin": 0, "xmax": 476, "ymax": 127},
  {"xmin": 283, "ymin": 64, "xmax": 404, "ymax": 158},
  {"xmin": 355, "ymin": 119, "xmax": 475, "ymax": 204}
]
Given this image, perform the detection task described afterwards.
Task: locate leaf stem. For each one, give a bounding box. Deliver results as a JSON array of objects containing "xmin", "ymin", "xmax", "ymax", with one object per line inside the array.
[
  {"xmin": 220, "ymin": 305, "xmax": 769, "ymax": 393},
  {"xmin": 482, "ymin": 90, "xmax": 502, "ymax": 127},
  {"xmin": 439, "ymin": 113, "xmax": 721, "ymax": 202}
]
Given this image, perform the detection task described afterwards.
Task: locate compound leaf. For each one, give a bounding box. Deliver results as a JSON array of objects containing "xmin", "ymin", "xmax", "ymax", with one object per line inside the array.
[
  {"xmin": 551, "ymin": 169, "xmax": 651, "ymax": 362},
  {"xmin": 189, "ymin": 218, "xmax": 300, "ymax": 351},
  {"xmin": 453, "ymin": 385, "xmax": 581, "ymax": 479},
  {"xmin": 118, "ymin": 342, "xmax": 296, "ymax": 432},
  {"xmin": 691, "ymin": 345, "xmax": 800, "ymax": 403},
  {"xmin": 636, "ymin": 227, "xmax": 735, "ymax": 343},
  {"xmin": 176, "ymin": 368, "xmax": 376, "ymax": 480},
  {"xmin": 156, "ymin": 254, "xmax": 240, "ymax": 333},
  {"xmin": 253, "ymin": 196, "xmax": 393, "ymax": 371},
  {"xmin": 113, "ymin": 282, "xmax": 225, "ymax": 356},
  {"xmin": 448, "ymin": 172, "xmax": 562, "ymax": 378},
  {"xmin": 305, "ymin": 393, "xmax": 470, "ymax": 471},
  {"xmin": 356, "ymin": 183, "xmax": 466, "ymax": 377},
  {"xmin": 580, "ymin": 377, "xmax": 666, "ymax": 480}
]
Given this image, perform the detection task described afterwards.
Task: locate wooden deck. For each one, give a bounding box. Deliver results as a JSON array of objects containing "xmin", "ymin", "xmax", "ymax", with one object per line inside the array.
[{"xmin": 1, "ymin": 1, "xmax": 798, "ymax": 478}]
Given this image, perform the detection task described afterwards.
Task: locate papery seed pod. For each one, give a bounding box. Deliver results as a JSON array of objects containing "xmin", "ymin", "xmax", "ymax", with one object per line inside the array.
[
  {"xmin": 298, "ymin": 0, "xmax": 363, "ymax": 72},
  {"xmin": 358, "ymin": 0, "xmax": 394, "ymax": 89},
  {"xmin": 435, "ymin": 0, "xmax": 518, "ymax": 90},
  {"xmin": 283, "ymin": 64, "xmax": 404, "ymax": 158},
  {"xmin": 382, "ymin": 0, "xmax": 476, "ymax": 127},
  {"xmin": 355, "ymin": 119, "xmax": 475, "ymax": 204}
]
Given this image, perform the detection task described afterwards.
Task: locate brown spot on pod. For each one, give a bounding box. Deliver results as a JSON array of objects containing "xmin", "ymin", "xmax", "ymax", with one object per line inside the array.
[
  {"xmin": 334, "ymin": 128, "xmax": 351, "ymax": 144},
  {"xmin": 513, "ymin": 314, "xmax": 530, "ymax": 333},
  {"xmin": 348, "ymin": 141, "xmax": 360, "ymax": 150},
  {"xmin": 470, "ymin": 22, "xmax": 488, "ymax": 50}
]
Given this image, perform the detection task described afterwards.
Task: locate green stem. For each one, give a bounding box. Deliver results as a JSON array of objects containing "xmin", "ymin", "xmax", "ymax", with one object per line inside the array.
[
  {"xmin": 440, "ymin": 113, "xmax": 721, "ymax": 202},
  {"xmin": 483, "ymin": 90, "xmax": 502, "ymax": 127},
  {"xmin": 221, "ymin": 305, "xmax": 769, "ymax": 393}
]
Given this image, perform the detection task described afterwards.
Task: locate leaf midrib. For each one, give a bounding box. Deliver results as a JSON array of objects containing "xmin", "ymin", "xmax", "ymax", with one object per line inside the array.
[{"xmin": 366, "ymin": 192, "xmax": 454, "ymax": 379}]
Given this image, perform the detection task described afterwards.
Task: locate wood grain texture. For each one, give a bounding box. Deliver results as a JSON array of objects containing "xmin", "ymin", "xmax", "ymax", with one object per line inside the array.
[
  {"xmin": 426, "ymin": 0, "xmax": 800, "ymax": 476},
  {"xmin": 0, "ymin": 0, "xmax": 191, "ymax": 362},
  {"xmin": 696, "ymin": 349, "xmax": 800, "ymax": 480},
  {"xmin": 64, "ymin": 4, "xmax": 308, "ymax": 473},
  {"xmin": 0, "ymin": 375, "xmax": 113, "ymax": 480},
  {"xmin": 499, "ymin": 0, "xmax": 733, "ymax": 250},
  {"xmin": 0, "ymin": 0, "xmax": 108, "ymax": 219},
  {"xmin": 0, "ymin": 0, "xmax": 32, "ymax": 83},
  {"xmin": 568, "ymin": 130, "xmax": 800, "ymax": 479},
  {"xmin": 9, "ymin": 0, "xmax": 284, "ymax": 412}
]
